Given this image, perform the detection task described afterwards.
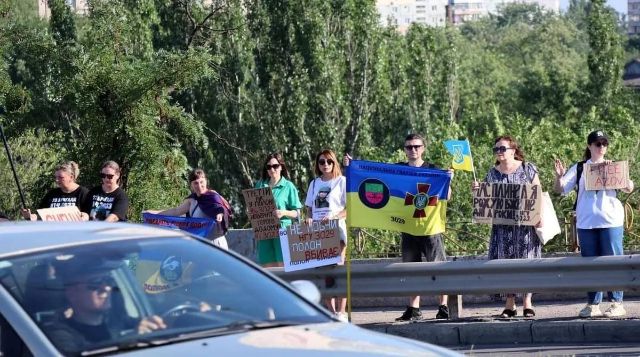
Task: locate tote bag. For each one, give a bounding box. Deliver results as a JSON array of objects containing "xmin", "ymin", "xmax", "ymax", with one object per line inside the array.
[{"xmin": 535, "ymin": 192, "xmax": 561, "ymax": 244}]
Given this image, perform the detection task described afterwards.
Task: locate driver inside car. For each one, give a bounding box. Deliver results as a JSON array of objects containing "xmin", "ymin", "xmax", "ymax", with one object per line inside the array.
[{"xmin": 45, "ymin": 257, "xmax": 166, "ymax": 354}]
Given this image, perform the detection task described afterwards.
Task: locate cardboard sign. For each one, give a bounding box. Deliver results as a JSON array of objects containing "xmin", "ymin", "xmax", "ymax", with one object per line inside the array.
[
  {"xmin": 472, "ymin": 183, "xmax": 542, "ymax": 226},
  {"xmin": 584, "ymin": 161, "xmax": 629, "ymax": 191},
  {"xmin": 37, "ymin": 206, "xmax": 83, "ymax": 222},
  {"xmin": 242, "ymin": 187, "xmax": 281, "ymax": 241},
  {"xmin": 280, "ymin": 220, "xmax": 342, "ymax": 272}
]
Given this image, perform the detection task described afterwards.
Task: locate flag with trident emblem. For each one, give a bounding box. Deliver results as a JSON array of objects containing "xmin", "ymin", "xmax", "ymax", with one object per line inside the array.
[{"xmin": 444, "ymin": 139, "xmax": 474, "ymax": 172}]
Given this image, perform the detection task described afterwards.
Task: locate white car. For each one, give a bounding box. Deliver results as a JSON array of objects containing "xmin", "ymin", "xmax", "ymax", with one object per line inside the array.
[{"xmin": 0, "ymin": 222, "xmax": 459, "ymax": 356}]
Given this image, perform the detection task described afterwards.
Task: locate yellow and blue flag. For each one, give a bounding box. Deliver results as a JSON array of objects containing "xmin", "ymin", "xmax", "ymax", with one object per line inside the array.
[
  {"xmin": 444, "ymin": 139, "xmax": 474, "ymax": 172},
  {"xmin": 346, "ymin": 160, "xmax": 451, "ymax": 236}
]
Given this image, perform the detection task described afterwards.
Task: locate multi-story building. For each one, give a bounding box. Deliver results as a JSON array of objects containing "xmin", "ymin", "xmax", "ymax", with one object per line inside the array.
[
  {"xmin": 630, "ymin": 0, "xmax": 640, "ymax": 35},
  {"xmin": 377, "ymin": 0, "xmax": 559, "ymax": 28},
  {"xmin": 377, "ymin": 0, "xmax": 449, "ymax": 31},
  {"xmin": 38, "ymin": 0, "xmax": 89, "ymax": 18}
]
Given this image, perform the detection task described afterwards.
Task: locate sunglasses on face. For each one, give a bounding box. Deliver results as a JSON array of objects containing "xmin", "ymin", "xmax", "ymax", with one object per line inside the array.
[
  {"xmin": 265, "ymin": 164, "xmax": 281, "ymax": 170},
  {"xmin": 493, "ymin": 146, "xmax": 512, "ymax": 154},
  {"xmin": 78, "ymin": 276, "xmax": 116, "ymax": 291},
  {"xmin": 100, "ymin": 173, "xmax": 115, "ymax": 179},
  {"xmin": 404, "ymin": 145, "xmax": 423, "ymax": 151},
  {"xmin": 593, "ymin": 142, "xmax": 608, "ymax": 148},
  {"xmin": 318, "ymin": 159, "xmax": 334, "ymax": 166}
]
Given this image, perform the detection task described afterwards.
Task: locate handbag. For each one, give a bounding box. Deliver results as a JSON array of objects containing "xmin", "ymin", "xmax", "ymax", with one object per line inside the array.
[{"xmin": 535, "ymin": 192, "xmax": 561, "ymax": 244}]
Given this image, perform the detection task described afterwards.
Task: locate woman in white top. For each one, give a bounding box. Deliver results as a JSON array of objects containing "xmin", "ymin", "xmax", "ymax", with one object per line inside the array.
[
  {"xmin": 554, "ymin": 130, "xmax": 634, "ymax": 318},
  {"xmin": 154, "ymin": 169, "xmax": 232, "ymax": 250},
  {"xmin": 305, "ymin": 149, "xmax": 347, "ymax": 322}
]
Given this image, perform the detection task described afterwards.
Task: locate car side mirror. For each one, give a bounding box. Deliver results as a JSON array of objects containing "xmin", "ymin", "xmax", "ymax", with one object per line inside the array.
[{"xmin": 290, "ymin": 280, "xmax": 321, "ymax": 304}]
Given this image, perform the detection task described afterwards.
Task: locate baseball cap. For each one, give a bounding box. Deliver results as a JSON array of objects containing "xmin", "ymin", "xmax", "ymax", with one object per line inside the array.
[
  {"xmin": 587, "ymin": 130, "xmax": 608, "ymax": 145},
  {"xmin": 55, "ymin": 255, "xmax": 122, "ymax": 285}
]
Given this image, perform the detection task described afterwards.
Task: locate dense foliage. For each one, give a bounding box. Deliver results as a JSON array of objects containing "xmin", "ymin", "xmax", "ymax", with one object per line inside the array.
[{"xmin": 1, "ymin": 0, "xmax": 638, "ymax": 257}]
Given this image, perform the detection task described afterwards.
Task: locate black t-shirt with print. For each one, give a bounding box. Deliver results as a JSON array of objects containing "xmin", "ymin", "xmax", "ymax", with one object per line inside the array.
[
  {"xmin": 82, "ymin": 186, "xmax": 129, "ymax": 221},
  {"xmin": 38, "ymin": 186, "xmax": 90, "ymax": 213}
]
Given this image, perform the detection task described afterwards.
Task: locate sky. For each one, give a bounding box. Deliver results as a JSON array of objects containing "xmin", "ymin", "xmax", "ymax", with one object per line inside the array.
[{"xmin": 560, "ymin": 0, "xmax": 627, "ymax": 14}]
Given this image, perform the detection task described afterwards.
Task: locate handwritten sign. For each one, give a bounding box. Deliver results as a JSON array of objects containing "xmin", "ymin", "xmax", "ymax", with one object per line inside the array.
[
  {"xmin": 37, "ymin": 206, "xmax": 83, "ymax": 222},
  {"xmin": 279, "ymin": 220, "xmax": 342, "ymax": 272},
  {"xmin": 472, "ymin": 183, "xmax": 542, "ymax": 226},
  {"xmin": 242, "ymin": 187, "xmax": 281, "ymax": 241},
  {"xmin": 584, "ymin": 161, "xmax": 629, "ymax": 191}
]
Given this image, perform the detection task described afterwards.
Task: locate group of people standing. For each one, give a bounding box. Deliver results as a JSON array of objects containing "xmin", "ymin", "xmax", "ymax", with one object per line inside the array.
[
  {"xmin": 17, "ymin": 129, "xmax": 634, "ymax": 321},
  {"xmin": 21, "ymin": 161, "xmax": 129, "ymax": 223}
]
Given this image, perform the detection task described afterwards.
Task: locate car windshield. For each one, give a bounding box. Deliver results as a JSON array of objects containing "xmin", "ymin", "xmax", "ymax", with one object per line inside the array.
[{"xmin": 0, "ymin": 237, "xmax": 328, "ymax": 355}]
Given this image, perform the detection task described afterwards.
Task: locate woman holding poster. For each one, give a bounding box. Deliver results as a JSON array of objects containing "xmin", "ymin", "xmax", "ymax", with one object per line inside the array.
[
  {"xmin": 82, "ymin": 161, "xmax": 129, "ymax": 223},
  {"xmin": 475, "ymin": 136, "xmax": 542, "ymax": 318},
  {"xmin": 305, "ymin": 149, "xmax": 348, "ymax": 322},
  {"xmin": 151, "ymin": 169, "xmax": 232, "ymax": 250},
  {"xmin": 254, "ymin": 153, "xmax": 302, "ymax": 267},
  {"xmin": 21, "ymin": 161, "xmax": 90, "ymax": 221},
  {"xmin": 554, "ymin": 130, "xmax": 634, "ymax": 318}
]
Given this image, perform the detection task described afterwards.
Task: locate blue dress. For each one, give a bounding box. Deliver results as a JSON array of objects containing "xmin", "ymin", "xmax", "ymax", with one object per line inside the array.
[{"xmin": 486, "ymin": 162, "xmax": 542, "ymax": 260}]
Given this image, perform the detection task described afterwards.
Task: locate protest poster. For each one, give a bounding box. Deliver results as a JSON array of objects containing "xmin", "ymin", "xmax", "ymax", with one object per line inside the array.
[
  {"xmin": 142, "ymin": 213, "xmax": 216, "ymax": 238},
  {"xmin": 584, "ymin": 161, "xmax": 629, "ymax": 191},
  {"xmin": 37, "ymin": 206, "xmax": 83, "ymax": 222},
  {"xmin": 280, "ymin": 220, "xmax": 342, "ymax": 272},
  {"xmin": 472, "ymin": 183, "xmax": 542, "ymax": 226},
  {"xmin": 242, "ymin": 187, "xmax": 281, "ymax": 241}
]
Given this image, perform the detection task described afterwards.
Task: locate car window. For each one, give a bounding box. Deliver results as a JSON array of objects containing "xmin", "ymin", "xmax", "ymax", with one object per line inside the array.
[
  {"xmin": 0, "ymin": 237, "xmax": 328, "ymax": 355},
  {"xmin": 0, "ymin": 313, "xmax": 33, "ymax": 357}
]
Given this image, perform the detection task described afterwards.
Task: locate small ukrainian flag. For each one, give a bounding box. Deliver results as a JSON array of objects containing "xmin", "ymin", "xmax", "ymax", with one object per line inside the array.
[{"xmin": 444, "ymin": 139, "xmax": 474, "ymax": 172}]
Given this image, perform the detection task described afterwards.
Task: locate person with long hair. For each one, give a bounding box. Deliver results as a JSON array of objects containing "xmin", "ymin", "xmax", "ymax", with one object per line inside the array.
[
  {"xmin": 305, "ymin": 149, "xmax": 348, "ymax": 322},
  {"xmin": 475, "ymin": 135, "xmax": 542, "ymax": 318},
  {"xmin": 82, "ymin": 161, "xmax": 129, "ymax": 222},
  {"xmin": 22, "ymin": 161, "xmax": 90, "ymax": 221},
  {"xmin": 554, "ymin": 130, "xmax": 634, "ymax": 318},
  {"xmin": 153, "ymin": 169, "xmax": 232, "ymax": 249},
  {"xmin": 254, "ymin": 153, "xmax": 302, "ymax": 267}
]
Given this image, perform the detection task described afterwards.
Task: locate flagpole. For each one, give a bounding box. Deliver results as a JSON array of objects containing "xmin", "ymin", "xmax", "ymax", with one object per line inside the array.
[
  {"xmin": 467, "ymin": 139, "xmax": 478, "ymax": 182},
  {"xmin": 345, "ymin": 165, "xmax": 353, "ymax": 323},
  {"xmin": 0, "ymin": 107, "xmax": 27, "ymax": 208}
]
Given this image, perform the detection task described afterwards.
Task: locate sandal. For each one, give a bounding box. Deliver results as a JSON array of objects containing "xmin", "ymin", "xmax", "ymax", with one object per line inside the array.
[
  {"xmin": 500, "ymin": 308, "xmax": 517, "ymax": 318},
  {"xmin": 523, "ymin": 308, "xmax": 536, "ymax": 317}
]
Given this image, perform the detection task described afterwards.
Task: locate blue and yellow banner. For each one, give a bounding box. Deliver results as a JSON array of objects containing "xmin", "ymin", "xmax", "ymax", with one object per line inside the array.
[
  {"xmin": 142, "ymin": 213, "xmax": 215, "ymax": 238},
  {"xmin": 444, "ymin": 139, "xmax": 474, "ymax": 172},
  {"xmin": 346, "ymin": 160, "xmax": 451, "ymax": 236}
]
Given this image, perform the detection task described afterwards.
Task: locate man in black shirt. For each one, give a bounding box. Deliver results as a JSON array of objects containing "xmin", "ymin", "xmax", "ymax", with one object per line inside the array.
[
  {"xmin": 394, "ymin": 133, "xmax": 452, "ymax": 321},
  {"xmin": 46, "ymin": 258, "xmax": 166, "ymax": 354}
]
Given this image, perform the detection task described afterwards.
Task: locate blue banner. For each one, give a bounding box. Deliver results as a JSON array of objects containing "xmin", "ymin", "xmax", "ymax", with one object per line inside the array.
[{"xmin": 142, "ymin": 213, "xmax": 215, "ymax": 238}]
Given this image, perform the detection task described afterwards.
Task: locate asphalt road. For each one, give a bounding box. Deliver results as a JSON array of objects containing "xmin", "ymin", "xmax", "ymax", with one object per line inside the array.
[{"xmin": 454, "ymin": 343, "xmax": 640, "ymax": 356}]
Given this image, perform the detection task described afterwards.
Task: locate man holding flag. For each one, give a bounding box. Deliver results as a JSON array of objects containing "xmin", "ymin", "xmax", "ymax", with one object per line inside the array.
[{"xmin": 345, "ymin": 133, "xmax": 452, "ymax": 321}]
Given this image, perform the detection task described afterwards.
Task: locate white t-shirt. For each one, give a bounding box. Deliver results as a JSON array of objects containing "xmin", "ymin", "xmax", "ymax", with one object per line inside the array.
[
  {"xmin": 305, "ymin": 176, "xmax": 347, "ymax": 242},
  {"xmin": 560, "ymin": 159, "xmax": 624, "ymax": 229}
]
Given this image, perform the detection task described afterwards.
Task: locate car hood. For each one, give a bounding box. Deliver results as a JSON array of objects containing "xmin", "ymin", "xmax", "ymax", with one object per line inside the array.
[{"xmin": 123, "ymin": 322, "xmax": 458, "ymax": 356}]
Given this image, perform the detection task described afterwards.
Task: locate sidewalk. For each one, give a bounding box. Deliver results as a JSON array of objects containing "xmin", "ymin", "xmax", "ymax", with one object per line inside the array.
[{"xmin": 351, "ymin": 298, "xmax": 640, "ymax": 346}]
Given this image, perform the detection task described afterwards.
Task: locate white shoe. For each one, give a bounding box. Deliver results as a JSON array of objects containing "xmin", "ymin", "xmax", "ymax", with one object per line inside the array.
[
  {"xmin": 603, "ymin": 302, "xmax": 626, "ymax": 318},
  {"xmin": 335, "ymin": 312, "xmax": 349, "ymax": 323},
  {"xmin": 579, "ymin": 304, "xmax": 603, "ymax": 318}
]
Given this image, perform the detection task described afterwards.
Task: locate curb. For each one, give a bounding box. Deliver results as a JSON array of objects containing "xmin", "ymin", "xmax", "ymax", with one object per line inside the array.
[{"xmin": 360, "ymin": 318, "xmax": 640, "ymax": 346}]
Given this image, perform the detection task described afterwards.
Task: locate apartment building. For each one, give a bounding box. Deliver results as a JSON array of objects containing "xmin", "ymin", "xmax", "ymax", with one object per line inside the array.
[
  {"xmin": 38, "ymin": 0, "xmax": 89, "ymax": 18},
  {"xmin": 630, "ymin": 0, "xmax": 640, "ymax": 35},
  {"xmin": 377, "ymin": 0, "xmax": 559, "ymax": 28},
  {"xmin": 377, "ymin": 0, "xmax": 449, "ymax": 31}
]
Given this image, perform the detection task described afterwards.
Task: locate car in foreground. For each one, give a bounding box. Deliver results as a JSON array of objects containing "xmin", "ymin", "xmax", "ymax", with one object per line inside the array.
[{"xmin": 0, "ymin": 222, "xmax": 459, "ymax": 356}]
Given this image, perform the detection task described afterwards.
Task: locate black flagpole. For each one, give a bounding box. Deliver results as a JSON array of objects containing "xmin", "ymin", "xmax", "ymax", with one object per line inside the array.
[{"xmin": 0, "ymin": 106, "xmax": 27, "ymax": 208}]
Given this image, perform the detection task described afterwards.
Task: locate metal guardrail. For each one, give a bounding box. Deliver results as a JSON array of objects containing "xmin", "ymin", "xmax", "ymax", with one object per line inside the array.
[{"xmin": 267, "ymin": 255, "xmax": 640, "ymax": 297}]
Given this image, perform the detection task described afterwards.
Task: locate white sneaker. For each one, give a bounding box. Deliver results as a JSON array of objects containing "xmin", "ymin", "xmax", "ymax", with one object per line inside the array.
[
  {"xmin": 335, "ymin": 312, "xmax": 349, "ymax": 323},
  {"xmin": 579, "ymin": 304, "xmax": 603, "ymax": 318},
  {"xmin": 603, "ymin": 302, "xmax": 626, "ymax": 318}
]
